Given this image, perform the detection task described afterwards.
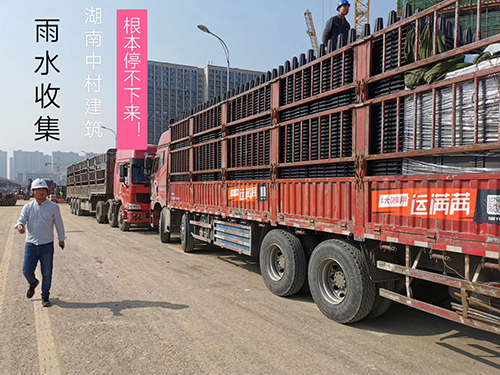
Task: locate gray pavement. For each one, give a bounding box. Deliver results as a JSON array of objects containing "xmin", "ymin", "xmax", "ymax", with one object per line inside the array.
[{"xmin": 0, "ymin": 201, "xmax": 499, "ymax": 375}]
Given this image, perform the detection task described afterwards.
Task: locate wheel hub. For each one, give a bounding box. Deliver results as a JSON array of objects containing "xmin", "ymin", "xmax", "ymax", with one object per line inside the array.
[
  {"xmin": 318, "ymin": 258, "xmax": 347, "ymax": 304},
  {"xmin": 333, "ymin": 271, "xmax": 346, "ymax": 290},
  {"xmin": 266, "ymin": 245, "xmax": 285, "ymax": 281},
  {"xmin": 277, "ymin": 253, "xmax": 285, "ymax": 273}
]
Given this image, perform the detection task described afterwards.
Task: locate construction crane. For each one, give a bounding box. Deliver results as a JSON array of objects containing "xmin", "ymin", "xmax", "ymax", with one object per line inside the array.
[
  {"xmin": 304, "ymin": 9, "xmax": 320, "ymax": 57},
  {"xmin": 45, "ymin": 161, "xmax": 61, "ymax": 186},
  {"xmin": 355, "ymin": 0, "xmax": 370, "ymax": 37}
]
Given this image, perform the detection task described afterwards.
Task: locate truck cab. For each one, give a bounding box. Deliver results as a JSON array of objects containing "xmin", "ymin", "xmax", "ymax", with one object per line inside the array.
[
  {"xmin": 149, "ymin": 131, "xmax": 175, "ymax": 238},
  {"xmin": 112, "ymin": 145, "xmax": 157, "ymax": 231}
]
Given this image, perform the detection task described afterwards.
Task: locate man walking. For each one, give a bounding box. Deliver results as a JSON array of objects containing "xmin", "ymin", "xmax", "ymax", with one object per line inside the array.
[
  {"xmin": 15, "ymin": 178, "xmax": 66, "ymax": 307},
  {"xmin": 322, "ymin": 0, "xmax": 351, "ymax": 52}
]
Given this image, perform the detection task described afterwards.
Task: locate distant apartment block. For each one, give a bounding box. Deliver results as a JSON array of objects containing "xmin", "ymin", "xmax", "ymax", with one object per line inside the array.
[
  {"xmin": 9, "ymin": 150, "xmax": 100, "ymax": 184},
  {"xmin": 0, "ymin": 151, "xmax": 7, "ymax": 179},
  {"xmin": 148, "ymin": 61, "xmax": 264, "ymax": 145}
]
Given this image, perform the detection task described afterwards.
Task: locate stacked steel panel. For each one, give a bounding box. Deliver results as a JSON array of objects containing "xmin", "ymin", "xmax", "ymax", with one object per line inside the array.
[
  {"xmin": 192, "ymin": 103, "xmax": 223, "ymax": 182},
  {"xmin": 367, "ymin": 9, "xmax": 412, "ymax": 176},
  {"xmin": 170, "ymin": 119, "xmax": 190, "ymax": 182},
  {"xmin": 402, "ymin": 153, "xmax": 500, "ymax": 174},
  {"xmin": 403, "ymin": 70, "xmax": 500, "ymax": 174},
  {"xmin": 226, "ymin": 77, "xmax": 272, "ymax": 181},
  {"xmin": 277, "ymin": 34, "xmax": 357, "ymax": 180}
]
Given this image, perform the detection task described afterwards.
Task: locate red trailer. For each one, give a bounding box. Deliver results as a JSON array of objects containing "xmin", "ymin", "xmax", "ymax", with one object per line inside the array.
[{"xmin": 150, "ymin": 0, "xmax": 500, "ymax": 333}]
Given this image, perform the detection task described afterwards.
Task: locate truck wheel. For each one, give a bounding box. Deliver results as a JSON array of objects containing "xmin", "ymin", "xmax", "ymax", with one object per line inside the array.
[
  {"xmin": 180, "ymin": 213, "xmax": 194, "ymax": 252},
  {"xmin": 96, "ymin": 201, "xmax": 107, "ymax": 223},
  {"xmin": 159, "ymin": 207, "xmax": 172, "ymax": 243},
  {"xmin": 259, "ymin": 229, "xmax": 307, "ymax": 297},
  {"xmin": 76, "ymin": 199, "xmax": 83, "ymax": 216},
  {"xmin": 298, "ymin": 232, "xmax": 319, "ymax": 294},
  {"xmin": 108, "ymin": 203, "xmax": 118, "ymax": 227},
  {"xmin": 308, "ymin": 240, "xmax": 376, "ymax": 324},
  {"xmin": 118, "ymin": 207, "xmax": 130, "ymax": 231},
  {"xmin": 69, "ymin": 199, "xmax": 75, "ymax": 214},
  {"xmin": 366, "ymin": 280, "xmax": 395, "ymax": 319}
]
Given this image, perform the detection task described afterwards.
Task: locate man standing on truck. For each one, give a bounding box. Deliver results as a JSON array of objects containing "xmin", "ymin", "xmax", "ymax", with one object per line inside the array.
[
  {"xmin": 322, "ymin": 0, "xmax": 351, "ymax": 53},
  {"xmin": 15, "ymin": 178, "xmax": 66, "ymax": 307}
]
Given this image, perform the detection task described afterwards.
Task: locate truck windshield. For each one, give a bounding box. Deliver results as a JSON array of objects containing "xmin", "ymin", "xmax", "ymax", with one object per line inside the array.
[{"xmin": 131, "ymin": 165, "xmax": 149, "ymax": 185}]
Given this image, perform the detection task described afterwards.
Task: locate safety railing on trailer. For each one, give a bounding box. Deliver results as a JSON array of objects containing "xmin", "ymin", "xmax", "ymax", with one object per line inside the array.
[
  {"xmin": 225, "ymin": 79, "xmax": 273, "ymax": 182},
  {"xmin": 275, "ymin": 37, "xmax": 357, "ymax": 180},
  {"xmin": 227, "ymin": 84, "xmax": 271, "ymax": 123}
]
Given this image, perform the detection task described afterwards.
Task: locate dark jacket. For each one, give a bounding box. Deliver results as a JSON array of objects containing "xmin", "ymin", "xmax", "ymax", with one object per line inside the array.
[{"xmin": 322, "ymin": 15, "xmax": 351, "ymax": 48}]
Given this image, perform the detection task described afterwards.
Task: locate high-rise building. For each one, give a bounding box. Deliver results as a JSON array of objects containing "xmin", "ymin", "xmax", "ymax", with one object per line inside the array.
[
  {"xmin": 0, "ymin": 151, "xmax": 7, "ymax": 179},
  {"xmin": 9, "ymin": 158, "xmax": 13, "ymax": 180},
  {"xmin": 148, "ymin": 61, "xmax": 264, "ymax": 145},
  {"xmin": 148, "ymin": 62, "xmax": 203, "ymax": 145},
  {"xmin": 8, "ymin": 150, "xmax": 105, "ymax": 184},
  {"xmin": 82, "ymin": 152, "xmax": 99, "ymax": 160},
  {"xmin": 202, "ymin": 65, "xmax": 263, "ymax": 103},
  {"xmin": 10, "ymin": 150, "xmax": 52, "ymax": 183}
]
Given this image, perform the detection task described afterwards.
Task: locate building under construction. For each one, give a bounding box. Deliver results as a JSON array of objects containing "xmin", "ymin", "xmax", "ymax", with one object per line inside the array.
[{"xmin": 397, "ymin": 0, "xmax": 500, "ymax": 37}]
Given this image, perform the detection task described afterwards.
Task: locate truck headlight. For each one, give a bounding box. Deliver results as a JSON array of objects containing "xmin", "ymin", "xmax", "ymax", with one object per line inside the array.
[{"xmin": 127, "ymin": 203, "xmax": 142, "ymax": 210}]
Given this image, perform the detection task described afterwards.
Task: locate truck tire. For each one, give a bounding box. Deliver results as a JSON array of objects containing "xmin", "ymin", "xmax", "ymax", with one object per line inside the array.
[
  {"xmin": 96, "ymin": 201, "xmax": 107, "ymax": 223},
  {"xmin": 159, "ymin": 207, "xmax": 172, "ymax": 243},
  {"xmin": 118, "ymin": 207, "xmax": 131, "ymax": 231},
  {"xmin": 308, "ymin": 239, "xmax": 376, "ymax": 324},
  {"xmin": 298, "ymin": 232, "xmax": 319, "ymax": 294},
  {"xmin": 180, "ymin": 213, "xmax": 194, "ymax": 252},
  {"xmin": 69, "ymin": 199, "xmax": 75, "ymax": 215},
  {"xmin": 366, "ymin": 280, "xmax": 395, "ymax": 319},
  {"xmin": 76, "ymin": 199, "xmax": 83, "ymax": 216},
  {"xmin": 259, "ymin": 229, "xmax": 307, "ymax": 297},
  {"xmin": 108, "ymin": 202, "xmax": 118, "ymax": 228}
]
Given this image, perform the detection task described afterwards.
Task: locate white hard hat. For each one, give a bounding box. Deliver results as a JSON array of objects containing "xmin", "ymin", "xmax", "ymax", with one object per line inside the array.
[{"xmin": 32, "ymin": 178, "xmax": 49, "ymax": 190}]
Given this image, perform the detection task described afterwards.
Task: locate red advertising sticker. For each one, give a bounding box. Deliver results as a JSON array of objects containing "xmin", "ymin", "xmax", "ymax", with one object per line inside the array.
[
  {"xmin": 228, "ymin": 184, "xmax": 268, "ymax": 202},
  {"xmin": 229, "ymin": 185, "xmax": 259, "ymax": 202},
  {"xmin": 372, "ymin": 188, "xmax": 478, "ymax": 222}
]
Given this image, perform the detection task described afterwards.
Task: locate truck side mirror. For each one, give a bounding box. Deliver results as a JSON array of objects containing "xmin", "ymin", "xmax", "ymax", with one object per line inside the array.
[
  {"xmin": 119, "ymin": 164, "xmax": 127, "ymax": 178},
  {"xmin": 144, "ymin": 156, "xmax": 153, "ymax": 176}
]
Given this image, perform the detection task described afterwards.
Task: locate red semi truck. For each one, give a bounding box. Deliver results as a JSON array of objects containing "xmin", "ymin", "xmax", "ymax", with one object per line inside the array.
[
  {"xmin": 149, "ymin": 1, "xmax": 500, "ymax": 333},
  {"xmin": 67, "ymin": 146, "xmax": 156, "ymax": 231}
]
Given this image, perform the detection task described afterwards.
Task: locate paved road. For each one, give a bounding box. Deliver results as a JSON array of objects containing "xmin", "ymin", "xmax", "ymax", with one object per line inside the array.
[{"xmin": 0, "ymin": 201, "xmax": 499, "ymax": 375}]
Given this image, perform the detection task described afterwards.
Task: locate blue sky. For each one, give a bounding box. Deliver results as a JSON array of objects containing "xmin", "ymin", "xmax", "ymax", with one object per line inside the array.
[{"xmin": 0, "ymin": 0, "xmax": 398, "ymax": 158}]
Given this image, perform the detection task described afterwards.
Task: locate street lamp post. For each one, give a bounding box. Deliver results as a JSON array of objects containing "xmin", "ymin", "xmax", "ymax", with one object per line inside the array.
[
  {"xmin": 197, "ymin": 24, "xmax": 230, "ymax": 93},
  {"xmin": 101, "ymin": 126, "xmax": 117, "ymax": 148}
]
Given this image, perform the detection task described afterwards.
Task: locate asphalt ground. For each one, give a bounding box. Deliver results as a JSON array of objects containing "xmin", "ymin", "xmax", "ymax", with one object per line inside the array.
[{"xmin": 0, "ymin": 201, "xmax": 499, "ymax": 375}]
